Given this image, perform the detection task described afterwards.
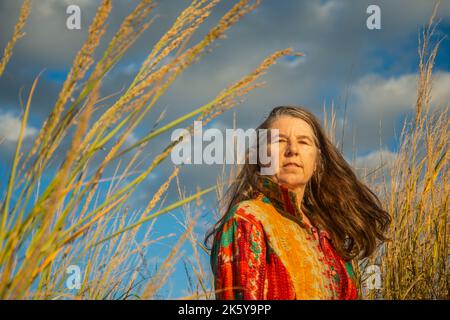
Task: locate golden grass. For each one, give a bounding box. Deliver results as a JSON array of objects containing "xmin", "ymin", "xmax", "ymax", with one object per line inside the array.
[
  {"xmin": 0, "ymin": 0, "xmax": 447, "ymax": 300},
  {"xmin": 0, "ymin": 0, "xmax": 32, "ymax": 78},
  {"xmin": 202, "ymin": 4, "xmax": 448, "ymax": 301},
  {"xmin": 0, "ymin": 0, "xmax": 295, "ymax": 299},
  {"xmin": 338, "ymin": 5, "xmax": 448, "ymax": 299},
  {"xmin": 365, "ymin": 5, "xmax": 448, "ymax": 300}
]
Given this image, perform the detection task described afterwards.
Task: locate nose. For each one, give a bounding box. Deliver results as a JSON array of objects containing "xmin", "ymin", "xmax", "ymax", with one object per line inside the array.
[{"xmin": 285, "ymin": 140, "xmax": 299, "ymax": 156}]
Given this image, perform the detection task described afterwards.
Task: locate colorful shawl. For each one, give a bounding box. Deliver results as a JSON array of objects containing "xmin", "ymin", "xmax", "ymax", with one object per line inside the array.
[{"xmin": 211, "ymin": 176, "xmax": 358, "ymax": 300}]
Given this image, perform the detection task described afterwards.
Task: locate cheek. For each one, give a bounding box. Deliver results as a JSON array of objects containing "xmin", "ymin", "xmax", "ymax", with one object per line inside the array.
[{"xmin": 302, "ymin": 148, "xmax": 318, "ymax": 170}]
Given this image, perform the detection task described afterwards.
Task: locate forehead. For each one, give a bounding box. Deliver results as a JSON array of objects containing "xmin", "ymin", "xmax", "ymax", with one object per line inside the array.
[{"xmin": 269, "ymin": 116, "xmax": 315, "ymax": 137}]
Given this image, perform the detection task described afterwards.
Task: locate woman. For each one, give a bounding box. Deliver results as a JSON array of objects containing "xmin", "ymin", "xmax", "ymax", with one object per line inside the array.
[{"xmin": 205, "ymin": 106, "xmax": 391, "ymax": 300}]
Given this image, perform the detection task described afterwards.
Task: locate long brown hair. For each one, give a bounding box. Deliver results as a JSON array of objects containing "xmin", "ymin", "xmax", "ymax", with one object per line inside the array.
[{"xmin": 205, "ymin": 106, "xmax": 391, "ymax": 260}]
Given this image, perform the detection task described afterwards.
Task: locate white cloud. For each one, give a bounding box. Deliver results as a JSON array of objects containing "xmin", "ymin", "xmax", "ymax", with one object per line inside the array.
[
  {"xmin": 352, "ymin": 73, "xmax": 417, "ymax": 116},
  {"xmin": 354, "ymin": 148, "xmax": 397, "ymax": 172},
  {"xmin": 0, "ymin": 112, "xmax": 38, "ymax": 145},
  {"xmin": 345, "ymin": 71, "xmax": 450, "ymax": 152},
  {"xmin": 352, "ymin": 71, "xmax": 450, "ymax": 116},
  {"xmin": 430, "ymin": 72, "xmax": 450, "ymax": 107}
]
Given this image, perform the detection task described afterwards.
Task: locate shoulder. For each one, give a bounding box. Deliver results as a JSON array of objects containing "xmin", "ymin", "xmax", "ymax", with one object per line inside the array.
[
  {"xmin": 213, "ymin": 199, "xmax": 268, "ymax": 243},
  {"xmin": 215, "ymin": 200, "xmax": 267, "ymax": 250},
  {"xmin": 224, "ymin": 199, "xmax": 268, "ymax": 226}
]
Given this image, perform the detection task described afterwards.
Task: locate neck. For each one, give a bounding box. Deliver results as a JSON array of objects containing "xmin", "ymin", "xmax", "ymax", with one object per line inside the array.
[
  {"xmin": 288, "ymin": 184, "xmax": 313, "ymax": 227},
  {"xmin": 291, "ymin": 186, "xmax": 305, "ymax": 208}
]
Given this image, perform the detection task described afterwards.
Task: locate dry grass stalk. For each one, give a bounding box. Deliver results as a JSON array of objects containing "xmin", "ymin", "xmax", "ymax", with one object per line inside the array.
[
  {"xmin": 0, "ymin": 0, "xmax": 32, "ymax": 77},
  {"xmin": 0, "ymin": 0, "xmax": 293, "ymax": 299}
]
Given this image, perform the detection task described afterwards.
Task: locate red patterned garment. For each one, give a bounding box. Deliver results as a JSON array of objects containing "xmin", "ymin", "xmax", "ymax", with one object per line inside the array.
[{"xmin": 211, "ymin": 176, "xmax": 358, "ymax": 300}]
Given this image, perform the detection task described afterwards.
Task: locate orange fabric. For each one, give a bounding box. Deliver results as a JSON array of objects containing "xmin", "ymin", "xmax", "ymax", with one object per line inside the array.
[{"xmin": 211, "ymin": 176, "xmax": 358, "ymax": 300}]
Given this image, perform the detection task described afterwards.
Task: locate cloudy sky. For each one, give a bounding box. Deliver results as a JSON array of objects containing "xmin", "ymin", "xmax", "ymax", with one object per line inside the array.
[{"xmin": 0, "ymin": 0, "xmax": 449, "ymax": 297}]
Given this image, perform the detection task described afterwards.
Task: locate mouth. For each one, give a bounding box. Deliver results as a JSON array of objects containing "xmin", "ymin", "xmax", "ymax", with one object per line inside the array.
[{"xmin": 283, "ymin": 162, "xmax": 302, "ymax": 168}]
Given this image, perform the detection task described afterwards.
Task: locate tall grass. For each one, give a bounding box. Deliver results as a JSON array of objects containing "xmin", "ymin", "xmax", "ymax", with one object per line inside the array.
[
  {"xmin": 0, "ymin": 0, "xmax": 447, "ymax": 300},
  {"xmin": 377, "ymin": 8, "xmax": 448, "ymax": 299},
  {"xmin": 0, "ymin": 0, "xmax": 298, "ymax": 299},
  {"xmin": 340, "ymin": 6, "xmax": 448, "ymax": 299},
  {"xmin": 349, "ymin": 5, "xmax": 448, "ymax": 300},
  {"xmin": 201, "ymin": 5, "xmax": 449, "ymax": 300}
]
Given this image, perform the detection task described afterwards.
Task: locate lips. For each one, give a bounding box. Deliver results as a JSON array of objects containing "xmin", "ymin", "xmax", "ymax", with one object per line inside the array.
[{"xmin": 283, "ymin": 162, "xmax": 302, "ymax": 168}]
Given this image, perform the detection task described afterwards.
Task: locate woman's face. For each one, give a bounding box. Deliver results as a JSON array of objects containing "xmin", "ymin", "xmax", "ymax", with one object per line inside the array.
[{"xmin": 267, "ymin": 115, "xmax": 319, "ymax": 191}]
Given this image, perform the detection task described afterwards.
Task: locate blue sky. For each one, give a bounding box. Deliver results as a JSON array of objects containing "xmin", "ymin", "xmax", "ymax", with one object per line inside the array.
[{"xmin": 0, "ymin": 0, "xmax": 449, "ymax": 298}]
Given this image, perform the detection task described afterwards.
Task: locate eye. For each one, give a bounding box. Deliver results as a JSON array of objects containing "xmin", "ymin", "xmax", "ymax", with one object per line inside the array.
[{"xmin": 274, "ymin": 137, "xmax": 287, "ymax": 143}]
